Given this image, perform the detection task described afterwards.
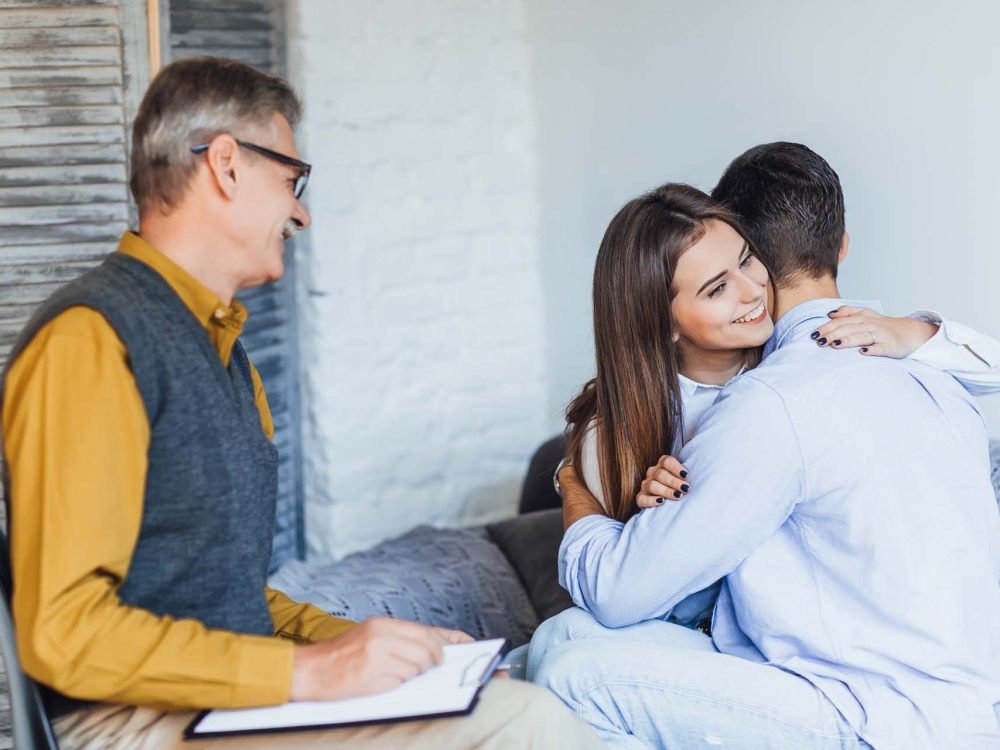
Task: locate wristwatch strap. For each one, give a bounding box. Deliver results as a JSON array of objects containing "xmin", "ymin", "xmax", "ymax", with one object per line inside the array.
[{"xmin": 553, "ymin": 456, "xmax": 571, "ymax": 497}]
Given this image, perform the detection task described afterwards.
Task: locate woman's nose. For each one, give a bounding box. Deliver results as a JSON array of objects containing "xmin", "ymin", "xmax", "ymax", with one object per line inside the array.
[{"xmin": 736, "ymin": 270, "xmax": 764, "ymax": 300}]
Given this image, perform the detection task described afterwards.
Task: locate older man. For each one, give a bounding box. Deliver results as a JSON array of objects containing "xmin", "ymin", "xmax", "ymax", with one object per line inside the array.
[{"xmin": 0, "ymin": 57, "xmax": 599, "ymax": 749}]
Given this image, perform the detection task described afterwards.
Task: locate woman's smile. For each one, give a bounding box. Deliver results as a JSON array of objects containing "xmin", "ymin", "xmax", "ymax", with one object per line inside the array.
[{"xmin": 732, "ymin": 300, "xmax": 768, "ymax": 325}]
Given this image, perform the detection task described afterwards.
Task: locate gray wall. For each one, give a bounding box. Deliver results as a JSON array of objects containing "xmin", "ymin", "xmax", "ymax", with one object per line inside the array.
[{"xmin": 526, "ymin": 0, "xmax": 1000, "ymax": 434}]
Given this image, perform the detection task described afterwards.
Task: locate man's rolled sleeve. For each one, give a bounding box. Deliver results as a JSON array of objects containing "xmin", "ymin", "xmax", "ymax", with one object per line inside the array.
[
  {"xmin": 558, "ymin": 515, "xmax": 626, "ymax": 620},
  {"xmin": 908, "ymin": 310, "xmax": 1000, "ymax": 395}
]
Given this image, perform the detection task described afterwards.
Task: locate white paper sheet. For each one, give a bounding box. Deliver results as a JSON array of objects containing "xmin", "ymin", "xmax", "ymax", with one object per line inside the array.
[{"xmin": 189, "ymin": 638, "xmax": 505, "ymax": 736}]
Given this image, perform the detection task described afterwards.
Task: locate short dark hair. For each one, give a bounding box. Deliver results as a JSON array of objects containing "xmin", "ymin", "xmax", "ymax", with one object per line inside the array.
[
  {"xmin": 130, "ymin": 56, "xmax": 302, "ymax": 212},
  {"xmin": 712, "ymin": 142, "xmax": 845, "ymax": 285}
]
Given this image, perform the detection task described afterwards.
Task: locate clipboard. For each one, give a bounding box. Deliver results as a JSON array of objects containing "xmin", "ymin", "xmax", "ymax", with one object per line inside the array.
[{"xmin": 184, "ymin": 638, "xmax": 506, "ymax": 741}]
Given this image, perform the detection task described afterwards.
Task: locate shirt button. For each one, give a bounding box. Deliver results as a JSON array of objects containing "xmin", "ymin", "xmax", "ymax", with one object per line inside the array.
[{"xmin": 214, "ymin": 309, "xmax": 226, "ymax": 320}]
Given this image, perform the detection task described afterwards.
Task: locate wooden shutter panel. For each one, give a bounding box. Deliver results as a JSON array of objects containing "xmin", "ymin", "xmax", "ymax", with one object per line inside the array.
[
  {"xmin": 0, "ymin": 0, "xmax": 150, "ymax": 525},
  {"xmin": 0, "ymin": 0, "xmax": 151, "ymax": 371},
  {"xmin": 165, "ymin": 0, "xmax": 305, "ymax": 571}
]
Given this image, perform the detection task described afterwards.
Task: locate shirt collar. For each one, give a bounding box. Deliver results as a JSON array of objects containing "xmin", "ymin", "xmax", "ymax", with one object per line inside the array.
[
  {"xmin": 678, "ymin": 367, "xmax": 747, "ymax": 395},
  {"xmin": 115, "ymin": 231, "xmax": 247, "ymax": 329},
  {"xmin": 764, "ymin": 298, "xmax": 883, "ymax": 358}
]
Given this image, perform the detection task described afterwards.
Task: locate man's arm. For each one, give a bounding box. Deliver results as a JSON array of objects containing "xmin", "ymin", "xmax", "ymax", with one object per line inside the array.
[
  {"xmin": 4, "ymin": 311, "xmax": 293, "ymax": 709},
  {"xmin": 561, "ymin": 464, "xmax": 606, "ymax": 530},
  {"xmin": 559, "ymin": 376, "xmax": 805, "ymax": 628}
]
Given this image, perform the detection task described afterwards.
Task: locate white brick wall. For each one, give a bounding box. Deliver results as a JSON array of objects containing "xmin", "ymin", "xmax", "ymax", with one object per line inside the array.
[{"xmin": 286, "ymin": 0, "xmax": 549, "ymax": 559}]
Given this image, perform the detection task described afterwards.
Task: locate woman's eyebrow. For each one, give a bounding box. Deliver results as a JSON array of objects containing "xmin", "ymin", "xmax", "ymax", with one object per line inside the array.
[
  {"xmin": 698, "ymin": 270, "xmax": 727, "ymax": 295},
  {"xmin": 697, "ymin": 242, "xmax": 750, "ymax": 295}
]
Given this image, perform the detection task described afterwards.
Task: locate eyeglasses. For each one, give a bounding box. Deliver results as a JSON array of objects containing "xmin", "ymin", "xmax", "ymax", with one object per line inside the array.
[{"xmin": 190, "ymin": 139, "xmax": 311, "ymax": 199}]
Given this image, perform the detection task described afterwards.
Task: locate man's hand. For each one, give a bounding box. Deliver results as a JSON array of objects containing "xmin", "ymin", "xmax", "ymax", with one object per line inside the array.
[
  {"xmin": 812, "ymin": 306, "xmax": 938, "ymax": 358},
  {"xmin": 289, "ymin": 617, "xmax": 473, "ymax": 702},
  {"xmin": 560, "ymin": 464, "xmax": 606, "ymax": 530}
]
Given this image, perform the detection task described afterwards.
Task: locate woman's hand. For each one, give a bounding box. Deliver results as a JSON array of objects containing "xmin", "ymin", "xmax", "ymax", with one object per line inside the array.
[
  {"xmin": 635, "ymin": 455, "xmax": 690, "ymax": 510},
  {"xmin": 811, "ymin": 306, "xmax": 938, "ymax": 358}
]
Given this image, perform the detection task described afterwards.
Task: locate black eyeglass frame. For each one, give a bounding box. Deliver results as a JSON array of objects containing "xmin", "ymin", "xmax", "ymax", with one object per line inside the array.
[{"xmin": 190, "ymin": 139, "xmax": 311, "ymax": 199}]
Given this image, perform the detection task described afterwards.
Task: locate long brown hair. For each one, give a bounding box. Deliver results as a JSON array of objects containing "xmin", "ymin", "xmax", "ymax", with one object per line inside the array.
[{"xmin": 566, "ymin": 183, "xmax": 772, "ymax": 522}]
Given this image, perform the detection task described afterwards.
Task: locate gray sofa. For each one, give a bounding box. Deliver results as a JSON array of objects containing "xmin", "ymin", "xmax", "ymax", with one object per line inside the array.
[
  {"xmin": 269, "ymin": 511, "xmax": 574, "ymax": 652},
  {"xmin": 271, "ymin": 435, "xmax": 576, "ymax": 651}
]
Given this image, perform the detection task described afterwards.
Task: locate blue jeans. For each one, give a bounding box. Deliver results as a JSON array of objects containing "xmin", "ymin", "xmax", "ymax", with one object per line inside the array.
[{"xmin": 528, "ymin": 608, "xmax": 872, "ymax": 750}]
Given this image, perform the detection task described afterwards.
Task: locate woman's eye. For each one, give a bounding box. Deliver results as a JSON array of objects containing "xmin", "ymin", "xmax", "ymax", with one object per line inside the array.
[
  {"xmin": 708, "ymin": 283, "xmax": 726, "ymax": 299},
  {"xmin": 740, "ymin": 254, "xmax": 753, "ymax": 268}
]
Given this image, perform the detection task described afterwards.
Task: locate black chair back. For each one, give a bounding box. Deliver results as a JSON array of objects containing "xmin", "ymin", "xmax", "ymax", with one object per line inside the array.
[{"xmin": 0, "ymin": 530, "xmax": 59, "ymax": 749}]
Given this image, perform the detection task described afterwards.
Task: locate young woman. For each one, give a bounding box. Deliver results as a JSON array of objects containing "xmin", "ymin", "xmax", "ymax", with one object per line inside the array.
[{"xmin": 564, "ymin": 182, "xmax": 1000, "ymax": 629}]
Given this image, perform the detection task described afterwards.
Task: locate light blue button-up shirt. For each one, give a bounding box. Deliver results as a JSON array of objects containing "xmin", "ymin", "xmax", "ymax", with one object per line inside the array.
[{"xmin": 560, "ymin": 299, "xmax": 1000, "ymax": 749}]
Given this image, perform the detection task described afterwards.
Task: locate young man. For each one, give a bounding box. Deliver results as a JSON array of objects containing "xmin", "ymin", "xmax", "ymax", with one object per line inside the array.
[
  {"xmin": 531, "ymin": 143, "xmax": 1000, "ymax": 749},
  {"xmin": 0, "ymin": 57, "xmax": 600, "ymax": 750}
]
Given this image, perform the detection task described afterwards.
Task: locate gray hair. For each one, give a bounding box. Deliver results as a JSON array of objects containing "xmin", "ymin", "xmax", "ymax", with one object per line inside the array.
[{"xmin": 129, "ymin": 56, "xmax": 302, "ymax": 212}]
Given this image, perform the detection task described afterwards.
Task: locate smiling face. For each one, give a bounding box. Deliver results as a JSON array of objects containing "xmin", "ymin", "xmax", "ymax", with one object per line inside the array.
[
  {"xmin": 670, "ymin": 219, "xmax": 774, "ymax": 354},
  {"xmin": 230, "ymin": 112, "xmax": 312, "ymax": 287}
]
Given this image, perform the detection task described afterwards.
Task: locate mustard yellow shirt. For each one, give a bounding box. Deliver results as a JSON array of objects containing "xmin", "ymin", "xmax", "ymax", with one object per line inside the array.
[{"xmin": 1, "ymin": 232, "xmax": 354, "ymax": 711}]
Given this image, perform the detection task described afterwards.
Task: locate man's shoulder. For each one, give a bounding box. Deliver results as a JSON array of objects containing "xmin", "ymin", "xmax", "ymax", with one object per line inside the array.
[
  {"xmin": 743, "ymin": 338, "xmax": 979, "ymax": 426},
  {"xmin": 705, "ymin": 366, "xmax": 793, "ymax": 426},
  {"xmin": 722, "ymin": 359, "xmax": 790, "ymax": 402},
  {"xmin": 6, "ymin": 307, "xmax": 126, "ymax": 380},
  {"xmin": 33, "ymin": 306, "xmax": 122, "ymax": 342},
  {"xmin": 745, "ymin": 338, "xmax": 909, "ymax": 396}
]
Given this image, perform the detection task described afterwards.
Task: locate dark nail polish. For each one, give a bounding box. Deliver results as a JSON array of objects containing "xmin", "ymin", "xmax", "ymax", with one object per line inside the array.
[
  {"xmin": 810, "ymin": 331, "xmax": 820, "ymax": 340},
  {"xmin": 833, "ymin": 340, "xmax": 842, "ymax": 346},
  {"xmin": 681, "ymin": 484, "xmax": 690, "ymax": 492},
  {"xmin": 829, "ymin": 309, "xmax": 839, "ymax": 315},
  {"xmin": 656, "ymin": 497, "xmax": 665, "ymax": 505},
  {"xmin": 679, "ymin": 470, "xmax": 688, "ymax": 479},
  {"xmin": 817, "ymin": 337, "xmax": 827, "ymax": 345},
  {"xmin": 673, "ymin": 490, "xmax": 682, "ymax": 499},
  {"xmin": 861, "ymin": 347, "xmax": 868, "ymax": 353}
]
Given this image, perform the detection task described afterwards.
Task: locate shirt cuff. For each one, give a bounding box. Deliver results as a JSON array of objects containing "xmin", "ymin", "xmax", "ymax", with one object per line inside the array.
[
  {"xmin": 907, "ymin": 309, "xmax": 943, "ymax": 327},
  {"xmin": 231, "ymin": 634, "xmax": 296, "ymax": 708},
  {"xmin": 308, "ymin": 616, "xmax": 358, "ymax": 643},
  {"xmin": 908, "ymin": 310, "xmax": 998, "ymax": 369}
]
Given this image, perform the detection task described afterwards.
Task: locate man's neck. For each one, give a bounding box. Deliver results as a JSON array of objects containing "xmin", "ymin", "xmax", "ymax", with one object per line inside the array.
[
  {"xmin": 138, "ymin": 208, "xmax": 241, "ymax": 306},
  {"xmin": 772, "ymin": 274, "xmax": 840, "ymax": 321}
]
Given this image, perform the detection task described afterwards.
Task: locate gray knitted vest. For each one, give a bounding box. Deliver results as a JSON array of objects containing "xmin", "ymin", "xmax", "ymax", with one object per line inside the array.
[{"xmin": 0, "ymin": 252, "xmax": 278, "ymax": 717}]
